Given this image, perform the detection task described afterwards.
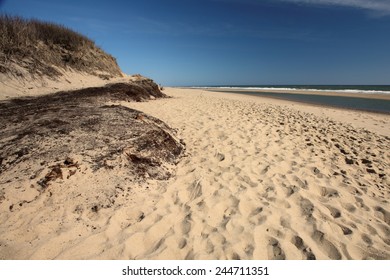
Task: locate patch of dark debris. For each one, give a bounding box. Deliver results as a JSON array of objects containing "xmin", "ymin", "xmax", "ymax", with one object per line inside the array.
[
  {"xmin": 36, "ymin": 157, "xmax": 80, "ymax": 189},
  {"xmin": 0, "ymin": 81, "xmax": 185, "ymax": 184}
]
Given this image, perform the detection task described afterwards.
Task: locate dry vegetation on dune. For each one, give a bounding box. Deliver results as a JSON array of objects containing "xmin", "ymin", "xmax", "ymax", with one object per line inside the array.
[
  {"xmin": 0, "ymin": 81, "xmax": 182, "ymax": 184},
  {"xmin": 0, "ymin": 15, "xmax": 122, "ymax": 79}
]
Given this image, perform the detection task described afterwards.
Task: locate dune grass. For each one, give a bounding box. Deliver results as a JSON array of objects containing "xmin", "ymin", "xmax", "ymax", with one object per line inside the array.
[{"xmin": 0, "ymin": 15, "xmax": 122, "ymax": 78}]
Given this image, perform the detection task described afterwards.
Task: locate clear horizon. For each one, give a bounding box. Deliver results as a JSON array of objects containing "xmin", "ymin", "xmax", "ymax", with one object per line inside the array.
[{"xmin": 2, "ymin": 0, "xmax": 390, "ymax": 86}]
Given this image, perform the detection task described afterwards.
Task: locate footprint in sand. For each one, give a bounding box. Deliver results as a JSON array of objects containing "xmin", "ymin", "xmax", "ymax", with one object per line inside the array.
[
  {"xmin": 205, "ymin": 240, "xmax": 214, "ymax": 254},
  {"xmin": 320, "ymin": 187, "xmax": 339, "ymax": 198},
  {"xmin": 292, "ymin": 175, "xmax": 308, "ymax": 189},
  {"xmin": 361, "ymin": 234, "xmax": 373, "ymax": 246},
  {"xmin": 374, "ymin": 206, "xmax": 390, "ymax": 226},
  {"xmin": 178, "ymin": 238, "xmax": 187, "ymax": 249},
  {"xmin": 339, "ymin": 225, "xmax": 353, "ymax": 235},
  {"xmin": 188, "ymin": 179, "xmax": 202, "ymax": 201},
  {"xmin": 267, "ymin": 237, "xmax": 286, "ymax": 260},
  {"xmin": 291, "ymin": 235, "xmax": 316, "ymax": 260},
  {"xmin": 180, "ymin": 213, "xmax": 192, "ymax": 235},
  {"xmin": 312, "ymin": 230, "xmax": 342, "ymax": 259},
  {"xmin": 325, "ymin": 205, "xmax": 342, "ymax": 218},
  {"xmin": 355, "ymin": 197, "xmax": 370, "ymax": 211},
  {"xmin": 280, "ymin": 215, "xmax": 291, "ymax": 228},
  {"xmin": 243, "ymin": 244, "xmax": 254, "ymax": 257},
  {"xmin": 284, "ymin": 185, "xmax": 299, "ymax": 197},
  {"xmin": 248, "ymin": 207, "xmax": 267, "ymax": 226},
  {"xmin": 260, "ymin": 165, "xmax": 270, "ymax": 175},
  {"xmin": 341, "ymin": 202, "xmax": 357, "ymax": 213},
  {"xmin": 300, "ymin": 197, "xmax": 314, "ymax": 218}
]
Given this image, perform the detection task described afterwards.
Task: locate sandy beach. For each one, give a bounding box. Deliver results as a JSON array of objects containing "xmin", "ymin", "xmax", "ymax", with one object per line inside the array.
[
  {"xmin": 120, "ymin": 88, "xmax": 390, "ymax": 259},
  {"xmin": 0, "ymin": 87, "xmax": 389, "ymax": 260}
]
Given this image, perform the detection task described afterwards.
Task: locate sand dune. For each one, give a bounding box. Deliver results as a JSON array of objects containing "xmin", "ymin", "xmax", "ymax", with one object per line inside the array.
[{"xmin": 0, "ymin": 87, "xmax": 389, "ymax": 259}]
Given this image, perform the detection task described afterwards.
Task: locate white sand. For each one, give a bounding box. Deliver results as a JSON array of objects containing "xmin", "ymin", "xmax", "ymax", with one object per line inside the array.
[{"xmin": 0, "ymin": 87, "xmax": 389, "ymax": 259}]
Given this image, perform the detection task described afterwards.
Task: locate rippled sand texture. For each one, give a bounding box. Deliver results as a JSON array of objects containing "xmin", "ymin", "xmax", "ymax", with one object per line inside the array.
[{"xmin": 121, "ymin": 88, "xmax": 389, "ymax": 260}]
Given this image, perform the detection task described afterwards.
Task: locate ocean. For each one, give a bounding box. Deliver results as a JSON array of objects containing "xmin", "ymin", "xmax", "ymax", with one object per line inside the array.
[{"xmin": 194, "ymin": 85, "xmax": 390, "ymax": 114}]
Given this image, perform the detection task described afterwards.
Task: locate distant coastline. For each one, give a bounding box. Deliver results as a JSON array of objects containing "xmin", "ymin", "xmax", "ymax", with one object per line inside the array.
[{"xmin": 184, "ymin": 85, "xmax": 390, "ymax": 114}]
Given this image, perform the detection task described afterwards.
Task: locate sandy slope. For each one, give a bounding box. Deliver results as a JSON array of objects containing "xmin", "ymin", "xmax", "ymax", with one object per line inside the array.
[
  {"xmin": 0, "ymin": 70, "xmax": 136, "ymax": 100},
  {"xmin": 1, "ymin": 87, "xmax": 389, "ymax": 259}
]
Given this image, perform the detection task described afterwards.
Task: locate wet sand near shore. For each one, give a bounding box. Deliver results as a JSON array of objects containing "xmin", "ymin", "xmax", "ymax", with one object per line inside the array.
[{"xmin": 204, "ymin": 87, "xmax": 390, "ymax": 100}]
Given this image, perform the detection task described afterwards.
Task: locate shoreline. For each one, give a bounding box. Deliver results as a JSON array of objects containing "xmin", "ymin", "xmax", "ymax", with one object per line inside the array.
[
  {"xmin": 188, "ymin": 87, "xmax": 390, "ymax": 100},
  {"xmin": 176, "ymin": 88, "xmax": 389, "ymax": 137},
  {"xmin": 205, "ymin": 89, "xmax": 390, "ymax": 115}
]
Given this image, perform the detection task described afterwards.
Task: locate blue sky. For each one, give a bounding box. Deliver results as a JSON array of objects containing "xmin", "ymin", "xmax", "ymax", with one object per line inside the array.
[{"xmin": 1, "ymin": 0, "xmax": 390, "ymax": 85}]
